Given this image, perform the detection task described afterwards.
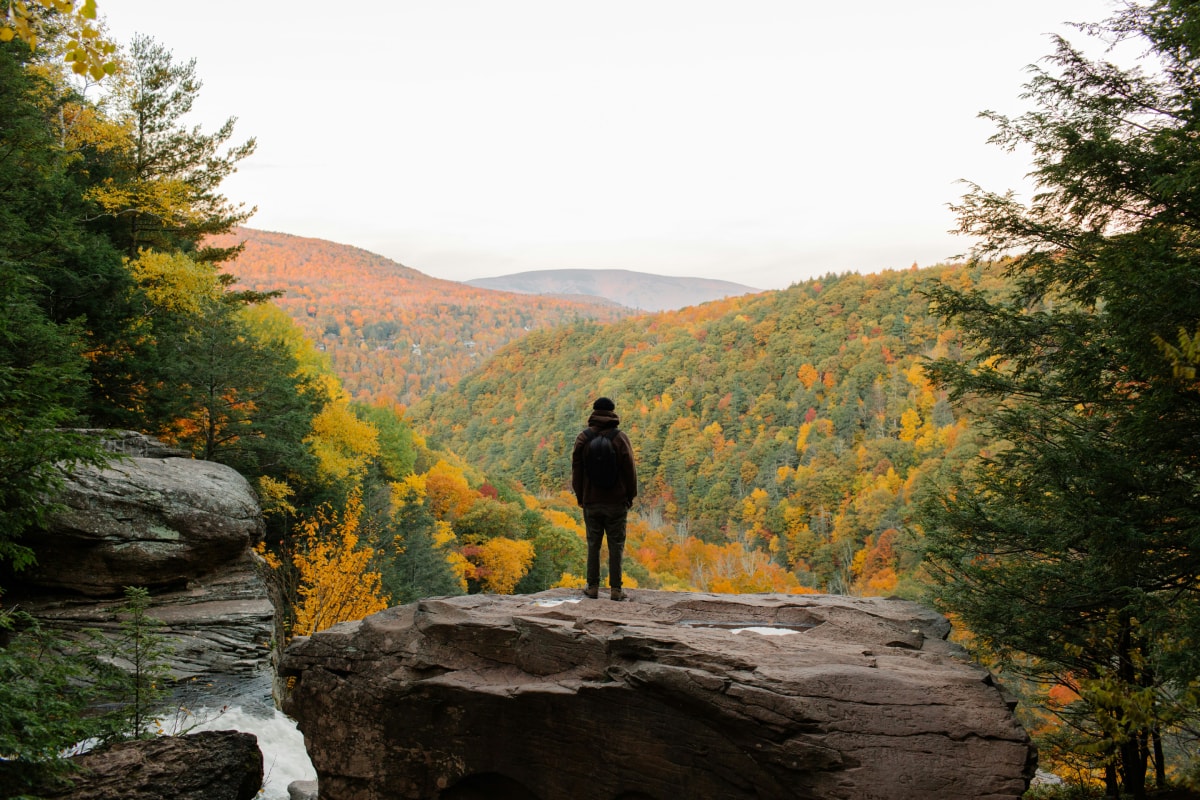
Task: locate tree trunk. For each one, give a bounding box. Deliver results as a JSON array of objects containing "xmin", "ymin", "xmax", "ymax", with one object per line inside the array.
[
  {"xmin": 1116, "ymin": 614, "xmax": 1148, "ymax": 800},
  {"xmin": 1153, "ymin": 727, "xmax": 1165, "ymax": 788}
]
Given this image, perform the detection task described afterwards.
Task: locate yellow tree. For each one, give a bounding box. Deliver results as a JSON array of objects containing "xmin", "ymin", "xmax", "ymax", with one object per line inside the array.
[
  {"xmin": 129, "ymin": 249, "xmax": 222, "ymax": 315},
  {"xmin": 305, "ymin": 399, "xmax": 380, "ymax": 488},
  {"xmin": 290, "ymin": 489, "xmax": 388, "ymax": 637},
  {"xmin": 463, "ymin": 537, "xmax": 535, "ymax": 595}
]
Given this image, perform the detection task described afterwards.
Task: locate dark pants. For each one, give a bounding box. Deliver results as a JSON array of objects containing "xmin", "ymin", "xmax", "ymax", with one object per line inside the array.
[{"xmin": 583, "ymin": 504, "xmax": 628, "ymax": 589}]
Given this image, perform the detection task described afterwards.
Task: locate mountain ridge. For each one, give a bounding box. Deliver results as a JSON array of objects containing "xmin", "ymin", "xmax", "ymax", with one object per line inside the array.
[
  {"xmin": 210, "ymin": 228, "xmax": 634, "ymax": 405},
  {"xmin": 466, "ymin": 268, "xmax": 761, "ymax": 312}
]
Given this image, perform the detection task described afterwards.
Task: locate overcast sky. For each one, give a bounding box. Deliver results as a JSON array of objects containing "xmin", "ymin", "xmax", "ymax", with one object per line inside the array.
[{"xmin": 96, "ymin": 1, "xmax": 1110, "ymax": 290}]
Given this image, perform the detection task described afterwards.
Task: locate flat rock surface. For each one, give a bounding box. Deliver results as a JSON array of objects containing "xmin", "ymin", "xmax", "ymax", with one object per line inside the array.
[{"xmin": 281, "ymin": 589, "xmax": 1035, "ymax": 800}]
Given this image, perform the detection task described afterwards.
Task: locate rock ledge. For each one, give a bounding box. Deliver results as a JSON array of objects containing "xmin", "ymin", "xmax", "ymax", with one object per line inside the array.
[{"xmin": 281, "ymin": 589, "xmax": 1034, "ymax": 800}]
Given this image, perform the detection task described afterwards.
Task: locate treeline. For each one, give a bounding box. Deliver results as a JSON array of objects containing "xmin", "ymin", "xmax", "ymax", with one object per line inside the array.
[
  {"xmin": 210, "ymin": 228, "xmax": 634, "ymax": 406},
  {"xmin": 410, "ymin": 263, "xmax": 1000, "ymax": 596}
]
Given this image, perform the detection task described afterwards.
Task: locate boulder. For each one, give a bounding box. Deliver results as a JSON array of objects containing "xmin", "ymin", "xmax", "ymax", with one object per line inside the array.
[
  {"xmin": 288, "ymin": 779, "xmax": 320, "ymax": 800},
  {"xmin": 280, "ymin": 589, "xmax": 1035, "ymax": 800},
  {"xmin": 17, "ymin": 434, "xmax": 264, "ymax": 596},
  {"xmin": 36, "ymin": 730, "xmax": 263, "ymax": 800}
]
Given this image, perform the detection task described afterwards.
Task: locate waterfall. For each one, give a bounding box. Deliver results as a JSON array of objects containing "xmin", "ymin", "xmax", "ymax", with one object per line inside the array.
[{"xmin": 166, "ymin": 671, "xmax": 315, "ymax": 799}]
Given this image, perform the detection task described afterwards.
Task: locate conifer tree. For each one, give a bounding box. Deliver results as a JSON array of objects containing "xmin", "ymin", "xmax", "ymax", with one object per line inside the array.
[
  {"xmin": 0, "ymin": 37, "xmax": 113, "ymax": 576},
  {"xmin": 921, "ymin": 3, "xmax": 1200, "ymax": 794},
  {"xmin": 90, "ymin": 586, "xmax": 174, "ymax": 739},
  {"xmin": 88, "ymin": 33, "xmax": 255, "ymax": 261}
]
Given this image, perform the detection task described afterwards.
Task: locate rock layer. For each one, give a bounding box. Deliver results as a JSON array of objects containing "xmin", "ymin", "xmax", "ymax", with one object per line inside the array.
[
  {"xmin": 280, "ymin": 590, "xmax": 1035, "ymax": 800},
  {"xmin": 15, "ymin": 550, "xmax": 275, "ymax": 678}
]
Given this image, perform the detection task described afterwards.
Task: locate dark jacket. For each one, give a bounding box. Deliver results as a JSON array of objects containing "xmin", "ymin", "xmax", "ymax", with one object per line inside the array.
[{"xmin": 571, "ymin": 409, "xmax": 637, "ymax": 508}]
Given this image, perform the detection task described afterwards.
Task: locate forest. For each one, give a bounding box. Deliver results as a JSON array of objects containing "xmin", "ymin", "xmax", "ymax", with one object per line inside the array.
[
  {"xmin": 2, "ymin": 1, "xmax": 1200, "ymax": 797},
  {"xmin": 407, "ymin": 262, "xmax": 988, "ymax": 597}
]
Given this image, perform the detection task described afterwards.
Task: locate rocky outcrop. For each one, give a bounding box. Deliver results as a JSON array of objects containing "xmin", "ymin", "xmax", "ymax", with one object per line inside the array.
[
  {"xmin": 35, "ymin": 730, "xmax": 263, "ymax": 800},
  {"xmin": 8, "ymin": 432, "xmax": 274, "ymax": 678},
  {"xmin": 19, "ymin": 432, "xmax": 263, "ymax": 596},
  {"xmin": 280, "ymin": 590, "xmax": 1035, "ymax": 800}
]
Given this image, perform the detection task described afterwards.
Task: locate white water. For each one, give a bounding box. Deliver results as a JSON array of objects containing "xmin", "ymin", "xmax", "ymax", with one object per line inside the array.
[{"xmin": 167, "ymin": 704, "xmax": 315, "ymax": 800}]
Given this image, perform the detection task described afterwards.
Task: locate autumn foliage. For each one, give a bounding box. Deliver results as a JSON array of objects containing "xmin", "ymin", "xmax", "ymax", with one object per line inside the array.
[
  {"xmin": 212, "ymin": 228, "xmax": 633, "ymax": 406},
  {"xmin": 411, "ymin": 263, "xmax": 996, "ymax": 596},
  {"xmin": 286, "ymin": 490, "xmax": 388, "ymax": 637}
]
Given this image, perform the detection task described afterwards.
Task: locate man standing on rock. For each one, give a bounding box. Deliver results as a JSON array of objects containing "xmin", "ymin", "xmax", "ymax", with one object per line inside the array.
[{"xmin": 572, "ymin": 397, "xmax": 637, "ymax": 601}]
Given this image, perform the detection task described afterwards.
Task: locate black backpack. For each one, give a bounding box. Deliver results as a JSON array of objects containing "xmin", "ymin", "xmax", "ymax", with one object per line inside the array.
[{"xmin": 584, "ymin": 428, "xmax": 620, "ymax": 489}]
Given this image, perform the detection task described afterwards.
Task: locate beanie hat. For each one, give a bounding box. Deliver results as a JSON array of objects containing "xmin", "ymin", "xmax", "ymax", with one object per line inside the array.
[{"xmin": 592, "ymin": 397, "xmax": 615, "ymax": 412}]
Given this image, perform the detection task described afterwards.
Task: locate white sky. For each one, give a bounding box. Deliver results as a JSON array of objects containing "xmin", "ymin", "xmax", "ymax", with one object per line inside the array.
[{"xmin": 96, "ymin": 1, "xmax": 1110, "ymax": 290}]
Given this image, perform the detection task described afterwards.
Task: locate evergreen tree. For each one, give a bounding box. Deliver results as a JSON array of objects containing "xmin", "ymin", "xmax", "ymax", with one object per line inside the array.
[
  {"xmin": 148, "ymin": 292, "xmax": 321, "ymax": 484},
  {"xmin": 385, "ymin": 500, "xmax": 462, "ymax": 604},
  {"xmin": 88, "ymin": 586, "xmax": 174, "ymax": 739},
  {"xmin": 89, "ymin": 33, "xmax": 255, "ymax": 262},
  {"xmin": 921, "ymin": 3, "xmax": 1200, "ymax": 794},
  {"xmin": 0, "ymin": 611, "xmax": 105, "ymax": 793},
  {"xmin": 0, "ymin": 39, "xmax": 111, "ymax": 576}
]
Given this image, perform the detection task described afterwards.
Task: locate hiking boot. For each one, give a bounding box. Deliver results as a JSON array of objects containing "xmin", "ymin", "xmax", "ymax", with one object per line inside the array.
[
  {"xmin": 583, "ymin": 585, "xmax": 599, "ymax": 599},
  {"xmin": 610, "ymin": 587, "xmax": 627, "ymax": 602}
]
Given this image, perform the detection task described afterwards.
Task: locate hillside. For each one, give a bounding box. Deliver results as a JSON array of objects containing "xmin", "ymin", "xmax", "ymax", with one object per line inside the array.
[
  {"xmin": 210, "ymin": 228, "xmax": 635, "ymax": 405},
  {"xmin": 466, "ymin": 268, "xmax": 761, "ymax": 312},
  {"xmin": 410, "ymin": 263, "xmax": 1004, "ymax": 595}
]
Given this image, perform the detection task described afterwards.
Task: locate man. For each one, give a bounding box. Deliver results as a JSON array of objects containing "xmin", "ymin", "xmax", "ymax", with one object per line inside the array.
[{"xmin": 571, "ymin": 397, "xmax": 637, "ymax": 601}]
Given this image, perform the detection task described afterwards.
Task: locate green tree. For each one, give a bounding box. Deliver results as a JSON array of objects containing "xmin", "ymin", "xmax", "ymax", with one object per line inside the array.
[
  {"xmin": 353, "ymin": 402, "xmax": 419, "ymax": 483},
  {"xmin": 0, "ymin": 588, "xmax": 176, "ymax": 792},
  {"xmin": 0, "ymin": 39, "xmax": 112, "ymax": 579},
  {"xmin": 385, "ymin": 498, "xmax": 463, "ymax": 604},
  {"xmin": 88, "ymin": 33, "xmax": 254, "ymax": 261},
  {"xmin": 88, "ymin": 586, "xmax": 174, "ymax": 739},
  {"xmin": 0, "ymin": 611, "xmax": 106, "ymax": 793},
  {"xmin": 0, "ymin": 264, "xmax": 107, "ymax": 572},
  {"xmin": 921, "ymin": 3, "xmax": 1200, "ymax": 794},
  {"xmin": 516, "ymin": 521, "xmax": 586, "ymax": 594},
  {"xmin": 148, "ymin": 291, "xmax": 321, "ymax": 483}
]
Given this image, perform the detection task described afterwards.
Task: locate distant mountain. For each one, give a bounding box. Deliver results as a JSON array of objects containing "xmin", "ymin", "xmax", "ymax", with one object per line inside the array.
[
  {"xmin": 210, "ymin": 229, "xmax": 633, "ymax": 406},
  {"xmin": 466, "ymin": 268, "xmax": 761, "ymax": 312}
]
